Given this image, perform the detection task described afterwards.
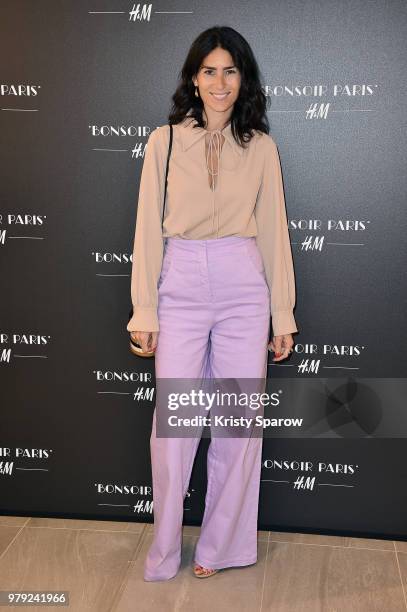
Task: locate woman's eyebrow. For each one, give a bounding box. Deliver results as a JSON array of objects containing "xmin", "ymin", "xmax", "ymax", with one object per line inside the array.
[{"xmin": 201, "ymin": 64, "xmax": 237, "ymax": 70}]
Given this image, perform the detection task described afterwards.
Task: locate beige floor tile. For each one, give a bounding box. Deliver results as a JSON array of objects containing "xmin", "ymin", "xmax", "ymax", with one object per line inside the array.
[
  {"xmin": 0, "ymin": 525, "xmax": 25, "ymax": 556},
  {"xmin": 26, "ymin": 517, "xmax": 146, "ymax": 532},
  {"xmin": 261, "ymin": 541, "xmax": 406, "ymax": 612},
  {"xmin": 394, "ymin": 540, "xmax": 407, "ymax": 553},
  {"xmin": 269, "ymin": 531, "xmax": 395, "ymax": 551},
  {"xmin": 113, "ymin": 533, "xmax": 268, "ymax": 612},
  {"xmin": 0, "ymin": 516, "xmax": 31, "ymax": 526},
  {"xmin": 126, "ymin": 521, "xmax": 150, "ymax": 533},
  {"xmin": 270, "ymin": 531, "xmax": 346, "ymax": 547},
  {"xmin": 1, "ymin": 519, "xmax": 404, "ymax": 611},
  {"xmin": 257, "ymin": 530, "xmax": 270, "ymax": 542},
  {"xmin": 396, "ymin": 551, "xmax": 407, "ymax": 597},
  {"xmin": 347, "ymin": 536, "xmax": 395, "ymax": 551},
  {"xmin": 0, "ymin": 526, "xmax": 144, "ymax": 611}
]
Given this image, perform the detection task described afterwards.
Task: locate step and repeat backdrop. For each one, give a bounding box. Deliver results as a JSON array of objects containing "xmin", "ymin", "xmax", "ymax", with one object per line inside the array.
[{"xmin": 1, "ymin": 1, "xmax": 406, "ymax": 540}]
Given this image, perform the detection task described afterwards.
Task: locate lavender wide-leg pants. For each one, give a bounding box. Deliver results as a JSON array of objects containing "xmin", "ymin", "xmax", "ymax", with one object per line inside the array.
[{"xmin": 144, "ymin": 236, "xmax": 270, "ymax": 581}]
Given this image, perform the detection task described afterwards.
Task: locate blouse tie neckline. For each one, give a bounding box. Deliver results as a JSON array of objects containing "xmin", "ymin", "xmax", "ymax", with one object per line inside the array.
[
  {"xmin": 205, "ymin": 129, "xmax": 223, "ymax": 191},
  {"xmin": 205, "ymin": 127, "xmax": 226, "ymax": 236}
]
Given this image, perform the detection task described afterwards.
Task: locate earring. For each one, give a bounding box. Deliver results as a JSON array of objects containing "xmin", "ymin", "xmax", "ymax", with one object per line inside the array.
[{"xmin": 195, "ymin": 85, "xmax": 199, "ymax": 98}]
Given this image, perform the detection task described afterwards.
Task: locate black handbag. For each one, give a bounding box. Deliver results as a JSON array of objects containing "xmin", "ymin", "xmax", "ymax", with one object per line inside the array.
[{"xmin": 128, "ymin": 124, "xmax": 173, "ymax": 357}]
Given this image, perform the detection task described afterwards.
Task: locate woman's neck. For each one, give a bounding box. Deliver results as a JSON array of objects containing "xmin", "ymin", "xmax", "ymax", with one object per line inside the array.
[{"xmin": 202, "ymin": 109, "xmax": 232, "ymax": 132}]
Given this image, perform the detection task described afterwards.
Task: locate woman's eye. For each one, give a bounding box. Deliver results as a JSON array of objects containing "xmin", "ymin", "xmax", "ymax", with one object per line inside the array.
[{"xmin": 204, "ymin": 69, "xmax": 237, "ymax": 75}]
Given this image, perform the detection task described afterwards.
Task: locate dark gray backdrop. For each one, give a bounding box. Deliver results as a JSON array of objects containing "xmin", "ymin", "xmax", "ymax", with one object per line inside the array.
[{"xmin": 1, "ymin": 0, "xmax": 406, "ymax": 539}]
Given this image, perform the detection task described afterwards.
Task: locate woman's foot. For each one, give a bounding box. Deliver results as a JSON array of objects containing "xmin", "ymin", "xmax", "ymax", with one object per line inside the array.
[{"xmin": 193, "ymin": 563, "xmax": 219, "ymax": 578}]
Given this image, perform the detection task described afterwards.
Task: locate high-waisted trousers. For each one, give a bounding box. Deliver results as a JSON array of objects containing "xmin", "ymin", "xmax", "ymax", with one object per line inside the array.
[{"xmin": 144, "ymin": 235, "xmax": 271, "ymax": 581}]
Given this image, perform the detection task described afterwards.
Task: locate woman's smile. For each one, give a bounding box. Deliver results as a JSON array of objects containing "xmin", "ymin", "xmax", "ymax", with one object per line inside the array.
[{"xmin": 211, "ymin": 92, "xmax": 230, "ymax": 100}]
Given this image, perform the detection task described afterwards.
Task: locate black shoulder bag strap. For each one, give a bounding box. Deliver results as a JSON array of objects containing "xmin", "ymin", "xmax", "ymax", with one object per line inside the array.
[{"xmin": 162, "ymin": 123, "xmax": 173, "ymax": 228}]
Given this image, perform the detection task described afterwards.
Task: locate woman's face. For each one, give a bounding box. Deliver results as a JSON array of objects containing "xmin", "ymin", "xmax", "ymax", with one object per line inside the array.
[{"xmin": 193, "ymin": 47, "xmax": 241, "ymax": 119}]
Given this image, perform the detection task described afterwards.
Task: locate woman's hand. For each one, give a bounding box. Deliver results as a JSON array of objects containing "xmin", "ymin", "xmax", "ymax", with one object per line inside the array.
[
  {"xmin": 130, "ymin": 331, "xmax": 158, "ymax": 354},
  {"xmin": 268, "ymin": 334, "xmax": 294, "ymax": 362}
]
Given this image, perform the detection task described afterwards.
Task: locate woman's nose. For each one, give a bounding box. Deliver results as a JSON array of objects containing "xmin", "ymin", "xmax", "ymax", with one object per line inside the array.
[{"xmin": 215, "ymin": 74, "xmax": 226, "ymax": 89}]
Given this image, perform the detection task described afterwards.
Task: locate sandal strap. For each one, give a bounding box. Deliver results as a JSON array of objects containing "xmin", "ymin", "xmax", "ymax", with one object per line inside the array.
[{"xmin": 194, "ymin": 563, "xmax": 217, "ymax": 575}]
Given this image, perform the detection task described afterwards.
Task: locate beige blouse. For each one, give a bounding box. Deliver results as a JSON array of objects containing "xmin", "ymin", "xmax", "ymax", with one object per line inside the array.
[{"xmin": 127, "ymin": 114, "xmax": 298, "ymax": 337}]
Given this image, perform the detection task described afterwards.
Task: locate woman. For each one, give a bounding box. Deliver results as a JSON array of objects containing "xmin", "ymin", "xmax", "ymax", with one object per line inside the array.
[{"xmin": 127, "ymin": 26, "xmax": 298, "ymax": 581}]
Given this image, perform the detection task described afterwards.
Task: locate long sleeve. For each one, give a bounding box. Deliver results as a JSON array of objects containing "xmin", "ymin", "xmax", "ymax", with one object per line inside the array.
[
  {"xmin": 254, "ymin": 136, "xmax": 298, "ymax": 337},
  {"xmin": 126, "ymin": 126, "xmax": 168, "ymax": 332}
]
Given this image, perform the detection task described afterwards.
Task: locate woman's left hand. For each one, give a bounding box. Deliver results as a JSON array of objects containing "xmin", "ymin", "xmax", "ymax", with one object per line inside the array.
[{"xmin": 268, "ymin": 334, "xmax": 294, "ymax": 362}]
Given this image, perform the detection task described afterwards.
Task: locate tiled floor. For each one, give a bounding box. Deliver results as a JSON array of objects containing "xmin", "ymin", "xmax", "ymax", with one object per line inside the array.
[{"xmin": 0, "ymin": 516, "xmax": 406, "ymax": 611}]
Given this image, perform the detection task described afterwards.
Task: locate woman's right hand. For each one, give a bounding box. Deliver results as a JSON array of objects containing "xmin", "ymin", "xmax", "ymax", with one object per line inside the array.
[{"xmin": 130, "ymin": 331, "xmax": 158, "ymax": 354}]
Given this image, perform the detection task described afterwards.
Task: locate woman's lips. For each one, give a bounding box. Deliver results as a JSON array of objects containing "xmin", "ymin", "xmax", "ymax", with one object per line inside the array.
[{"xmin": 211, "ymin": 92, "xmax": 230, "ymax": 100}]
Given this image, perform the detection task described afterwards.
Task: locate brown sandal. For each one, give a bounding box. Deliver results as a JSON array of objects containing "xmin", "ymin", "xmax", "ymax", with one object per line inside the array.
[{"xmin": 193, "ymin": 563, "xmax": 219, "ymax": 578}]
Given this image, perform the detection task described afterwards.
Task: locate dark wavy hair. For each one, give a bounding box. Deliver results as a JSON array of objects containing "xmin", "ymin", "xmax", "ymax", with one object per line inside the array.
[{"xmin": 168, "ymin": 26, "xmax": 270, "ymax": 149}]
